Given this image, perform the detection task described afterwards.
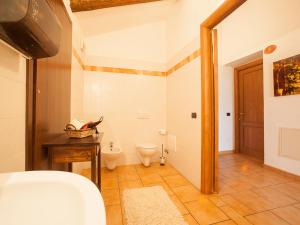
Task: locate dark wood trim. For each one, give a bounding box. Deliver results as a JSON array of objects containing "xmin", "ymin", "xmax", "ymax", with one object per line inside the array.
[
  {"xmin": 25, "ymin": 59, "xmax": 36, "ymax": 170},
  {"xmin": 200, "ymin": 0, "xmax": 247, "ymax": 194},
  {"xmin": 234, "ymin": 68, "xmax": 239, "ymax": 154},
  {"xmin": 47, "ymin": 0, "xmax": 72, "ymax": 24},
  {"xmin": 26, "ymin": 0, "xmax": 72, "ymax": 170},
  {"xmin": 234, "ymin": 59, "xmax": 263, "ymax": 71},
  {"xmin": 70, "ymin": 0, "xmax": 162, "ymax": 12},
  {"xmin": 234, "ymin": 59, "xmax": 263, "ymax": 155},
  {"xmin": 97, "ymin": 145, "xmax": 101, "ymax": 188}
]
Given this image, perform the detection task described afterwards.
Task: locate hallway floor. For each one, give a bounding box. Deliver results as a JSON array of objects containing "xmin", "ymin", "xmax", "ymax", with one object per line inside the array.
[{"xmin": 81, "ymin": 154, "xmax": 300, "ymax": 225}]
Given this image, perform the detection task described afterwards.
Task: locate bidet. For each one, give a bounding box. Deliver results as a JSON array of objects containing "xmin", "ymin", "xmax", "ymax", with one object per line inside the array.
[{"xmin": 102, "ymin": 144, "xmax": 122, "ymax": 170}]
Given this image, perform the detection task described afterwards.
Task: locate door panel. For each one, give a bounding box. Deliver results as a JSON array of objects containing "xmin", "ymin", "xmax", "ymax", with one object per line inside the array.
[
  {"xmin": 32, "ymin": 0, "xmax": 72, "ymax": 170},
  {"xmin": 237, "ymin": 63, "xmax": 264, "ymax": 161}
]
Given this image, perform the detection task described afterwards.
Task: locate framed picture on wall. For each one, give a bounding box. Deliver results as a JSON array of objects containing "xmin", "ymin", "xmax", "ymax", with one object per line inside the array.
[{"xmin": 273, "ymin": 54, "xmax": 300, "ymax": 96}]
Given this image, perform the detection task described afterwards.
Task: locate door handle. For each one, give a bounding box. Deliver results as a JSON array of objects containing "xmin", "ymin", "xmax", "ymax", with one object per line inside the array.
[{"xmin": 238, "ymin": 112, "xmax": 245, "ymax": 121}]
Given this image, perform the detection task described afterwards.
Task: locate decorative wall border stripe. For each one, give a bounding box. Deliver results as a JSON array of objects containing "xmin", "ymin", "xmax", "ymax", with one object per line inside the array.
[
  {"xmin": 72, "ymin": 48, "xmax": 85, "ymax": 69},
  {"xmin": 84, "ymin": 65, "xmax": 166, "ymax": 77},
  {"xmin": 72, "ymin": 47, "xmax": 200, "ymax": 77},
  {"xmin": 166, "ymin": 49, "xmax": 201, "ymax": 76}
]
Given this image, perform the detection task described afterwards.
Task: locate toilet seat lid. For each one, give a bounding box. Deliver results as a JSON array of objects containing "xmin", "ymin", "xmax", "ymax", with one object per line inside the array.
[{"xmin": 138, "ymin": 143, "xmax": 157, "ymax": 149}]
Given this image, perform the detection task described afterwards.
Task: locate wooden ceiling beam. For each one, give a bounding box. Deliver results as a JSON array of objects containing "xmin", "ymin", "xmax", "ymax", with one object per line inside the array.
[{"xmin": 70, "ymin": 0, "xmax": 163, "ymax": 12}]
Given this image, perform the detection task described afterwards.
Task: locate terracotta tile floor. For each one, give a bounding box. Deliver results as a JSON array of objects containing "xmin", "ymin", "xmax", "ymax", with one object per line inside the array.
[{"xmin": 80, "ymin": 153, "xmax": 300, "ymax": 225}]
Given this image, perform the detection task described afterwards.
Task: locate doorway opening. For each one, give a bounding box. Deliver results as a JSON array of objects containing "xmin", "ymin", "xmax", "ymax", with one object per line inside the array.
[{"xmin": 218, "ymin": 58, "xmax": 265, "ymax": 194}]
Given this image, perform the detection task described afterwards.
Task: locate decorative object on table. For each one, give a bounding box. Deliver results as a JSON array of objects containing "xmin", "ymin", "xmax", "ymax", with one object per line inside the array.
[
  {"xmin": 273, "ymin": 54, "xmax": 300, "ymax": 96},
  {"xmin": 64, "ymin": 117, "xmax": 103, "ymax": 138},
  {"xmin": 80, "ymin": 117, "xmax": 104, "ymax": 132},
  {"xmin": 158, "ymin": 129, "xmax": 168, "ymax": 166}
]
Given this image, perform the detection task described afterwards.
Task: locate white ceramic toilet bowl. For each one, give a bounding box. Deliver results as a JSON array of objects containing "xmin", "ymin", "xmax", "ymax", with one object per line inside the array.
[
  {"xmin": 102, "ymin": 146, "xmax": 122, "ymax": 170},
  {"xmin": 136, "ymin": 143, "xmax": 157, "ymax": 167}
]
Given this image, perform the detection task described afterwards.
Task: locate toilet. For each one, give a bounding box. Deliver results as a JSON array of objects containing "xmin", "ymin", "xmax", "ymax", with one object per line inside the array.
[
  {"xmin": 136, "ymin": 143, "xmax": 157, "ymax": 167},
  {"xmin": 102, "ymin": 145, "xmax": 122, "ymax": 170}
]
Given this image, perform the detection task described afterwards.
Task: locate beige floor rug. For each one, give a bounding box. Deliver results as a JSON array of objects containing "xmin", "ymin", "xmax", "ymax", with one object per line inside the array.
[{"xmin": 122, "ymin": 186, "xmax": 188, "ymax": 225}]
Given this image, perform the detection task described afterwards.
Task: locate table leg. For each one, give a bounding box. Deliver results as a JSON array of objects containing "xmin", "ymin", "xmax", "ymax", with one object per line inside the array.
[
  {"xmin": 48, "ymin": 149, "xmax": 53, "ymax": 170},
  {"xmin": 91, "ymin": 148, "xmax": 96, "ymax": 184},
  {"xmin": 68, "ymin": 163, "xmax": 73, "ymax": 172},
  {"xmin": 97, "ymin": 145, "xmax": 101, "ymax": 190}
]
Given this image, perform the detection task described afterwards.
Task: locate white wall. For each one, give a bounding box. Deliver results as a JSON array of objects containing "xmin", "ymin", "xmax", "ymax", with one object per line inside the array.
[
  {"xmin": 218, "ymin": 0, "xmax": 300, "ymax": 65},
  {"xmin": 218, "ymin": 66, "xmax": 234, "ymax": 151},
  {"xmin": 85, "ymin": 21, "xmax": 167, "ymax": 64},
  {"xmin": 264, "ymin": 28, "xmax": 300, "ymax": 175},
  {"xmin": 76, "ymin": 0, "xmax": 224, "ymax": 65},
  {"xmin": 63, "ymin": 0, "xmax": 86, "ymax": 172},
  {"xmin": 70, "ymin": 47, "xmax": 85, "ymax": 173},
  {"xmin": 75, "ymin": 1, "xmax": 172, "ymax": 67},
  {"xmin": 165, "ymin": 0, "xmax": 223, "ymax": 188},
  {"xmin": 70, "ymin": 21, "xmax": 85, "ymax": 121},
  {"xmin": 64, "ymin": 0, "xmax": 85, "ymax": 120},
  {"xmin": 166, "ymin": 0, "xmax": 223, "ymax": 61},
  {"xmin": 166, "ymin": 32, "xmax": 202, "ymax": 188},
  {"xmin": 75, "ymin": 0, "xmax": 173, "ymax": 37},
  {"xmin": 0, "ymin": 42, "xmax": 26, "ymax": 172},
  {"xmin": 167, "ymin": 58, "xmax": 201, "ymax": 188},
  {"xmin": 83, "ymin": 71, "xmax": 167, "ymax": 166},
  {"xmin": 70, "ymin": 54, "xmax": 84, "ymax": 120},
  {"xmin": 217, "ymin": 0, "xmax": 300, "ymax": 175},
  {"xmin": 71, "ymin": 2, "xmax": 171, "ymax": 172}
]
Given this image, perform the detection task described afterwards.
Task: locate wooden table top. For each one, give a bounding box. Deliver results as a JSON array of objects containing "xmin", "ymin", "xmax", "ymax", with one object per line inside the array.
[{"xmin": 42, "ymin": 133, "xmax": 103, "ymax": 148}]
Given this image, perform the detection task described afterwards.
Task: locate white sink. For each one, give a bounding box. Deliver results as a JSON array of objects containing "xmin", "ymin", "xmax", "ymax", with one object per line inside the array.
[{"xmin": 0, "ymin": 171, "xmax": 106, "ymax": 225}]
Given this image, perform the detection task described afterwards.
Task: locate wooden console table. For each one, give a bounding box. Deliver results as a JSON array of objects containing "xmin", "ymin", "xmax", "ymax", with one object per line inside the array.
[{"xmin": 42, "ymin": 133, "xmax": 103, "ymax": 189}]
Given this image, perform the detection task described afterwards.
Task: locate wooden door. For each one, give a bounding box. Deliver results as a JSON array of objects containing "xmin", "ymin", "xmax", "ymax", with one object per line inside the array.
[{"xmin": 235, "ymin": 60, "xmax": 264, "ymax": 161}]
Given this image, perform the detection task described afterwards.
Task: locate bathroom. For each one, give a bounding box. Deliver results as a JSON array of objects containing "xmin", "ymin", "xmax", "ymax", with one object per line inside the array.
[
  {"xmin": 71, "ymin": 0, "xmax": 202, "ymax": 187},
  {"xmin": 1, "ymin": 0, "xmax": 300, "ymax": 225}
]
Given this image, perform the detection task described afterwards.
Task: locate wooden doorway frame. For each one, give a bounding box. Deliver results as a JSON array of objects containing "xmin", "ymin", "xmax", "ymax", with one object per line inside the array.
[
  {"xmin": 200, "ymin": 0, "xmax": 247, "ymax": 194},
  {"xmin": 234, "ymin": 59, "xmax": 263, "ymax": 155}
]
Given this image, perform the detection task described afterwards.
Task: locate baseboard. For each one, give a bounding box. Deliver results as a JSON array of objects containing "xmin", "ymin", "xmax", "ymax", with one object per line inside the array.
[
  {"xmin": 219, "ymin": 150, "xmax": 235, "ymax": 155},
  {"xmin": 263, "ymin": 164, "xmax": 300, "ymax": 181}
]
